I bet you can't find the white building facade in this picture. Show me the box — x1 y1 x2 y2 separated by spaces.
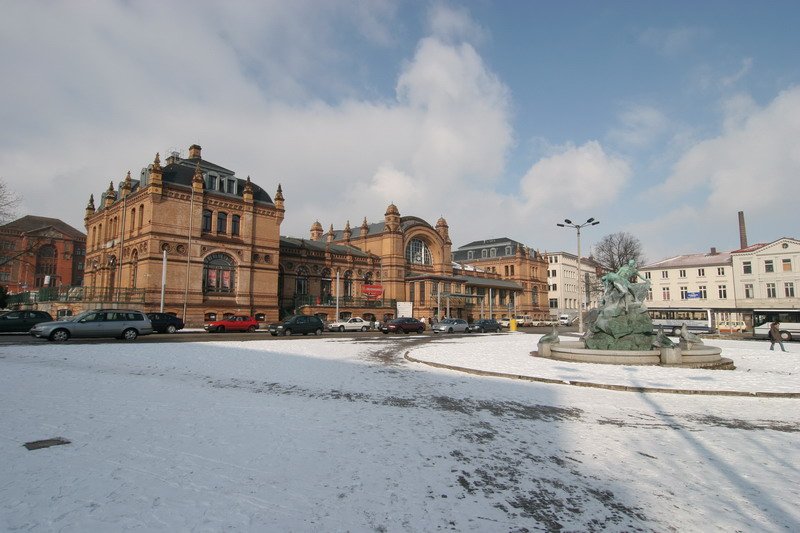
546 252 601 319
731 238 800 310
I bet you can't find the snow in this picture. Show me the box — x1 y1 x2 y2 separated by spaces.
1 334 798 531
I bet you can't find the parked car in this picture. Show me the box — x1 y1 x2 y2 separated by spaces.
380 317 425 334
268 315 325 336
146 312 185 334
498 318 511 328
431 318 470 334
0 310 53 333
514 315 534 327
467 319 501 333
204 315 259 333
327 317 371 332
29 309 153 342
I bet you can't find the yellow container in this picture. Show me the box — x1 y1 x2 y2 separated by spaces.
509 319 518 332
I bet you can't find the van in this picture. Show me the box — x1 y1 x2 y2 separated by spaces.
559 314 572 326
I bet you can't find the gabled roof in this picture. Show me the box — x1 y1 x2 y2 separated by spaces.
731 237 799 254
0 215 86 240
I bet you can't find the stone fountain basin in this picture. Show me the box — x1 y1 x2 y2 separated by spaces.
538 340 732 369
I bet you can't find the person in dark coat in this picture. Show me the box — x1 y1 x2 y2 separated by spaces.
769 321 787 352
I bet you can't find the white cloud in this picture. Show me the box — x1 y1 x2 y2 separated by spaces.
427 3 487 45
642 86 800 250
608 105 670 149
518 141 632 214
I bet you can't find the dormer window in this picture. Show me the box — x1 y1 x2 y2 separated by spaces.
206 173 218 191
490 248 497 258
221 177 237 195
505 246 512 255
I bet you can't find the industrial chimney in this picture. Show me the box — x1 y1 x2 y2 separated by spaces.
738 211 748 249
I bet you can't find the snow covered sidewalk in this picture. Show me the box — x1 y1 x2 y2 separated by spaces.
406 333 800 396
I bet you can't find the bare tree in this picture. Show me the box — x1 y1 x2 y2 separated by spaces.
0 178 20 224
592 232 645 273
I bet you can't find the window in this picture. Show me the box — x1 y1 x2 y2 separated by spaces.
203 253 235 293
783 259 792 272
744 283 754 298
202 210 212 232
295 266 309 295
138 204 144 230
223 178 236 194
35 245 57 287
467 251 474 260
661 287 670 300
510 265 515 276
786 282 795 298
549 298 558 308
679 269 686 278
718 285 727 299
217 212 227 234
481 249 488 258
765 260 774 273
343 270 353 297
405 239 432 265
207 174 218 191
680 286 688 300
766 283 776 298
490 248 497 258
717 267 725 276
699 285 707 299
646 287 653 301
697 268 705 277
644 271 651 279
661 271 668 279
743 261 752 274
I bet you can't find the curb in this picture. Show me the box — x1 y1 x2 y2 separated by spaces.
403 353 800 399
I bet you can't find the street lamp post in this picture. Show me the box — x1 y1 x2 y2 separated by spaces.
557 217 600 334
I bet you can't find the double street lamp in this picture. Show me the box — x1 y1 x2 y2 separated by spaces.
556 217 600 334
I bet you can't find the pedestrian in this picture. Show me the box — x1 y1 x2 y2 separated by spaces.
768 321 787 352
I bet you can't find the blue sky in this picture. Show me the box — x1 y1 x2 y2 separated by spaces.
1 1 798 261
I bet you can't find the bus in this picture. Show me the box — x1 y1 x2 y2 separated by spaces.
752 310 800 341
647 308 712 336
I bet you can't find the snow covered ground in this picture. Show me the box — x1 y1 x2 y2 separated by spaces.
1 334 798 531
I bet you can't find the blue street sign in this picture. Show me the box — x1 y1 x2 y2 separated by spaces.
686 292 701 298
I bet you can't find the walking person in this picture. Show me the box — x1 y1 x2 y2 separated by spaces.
769 321 788 352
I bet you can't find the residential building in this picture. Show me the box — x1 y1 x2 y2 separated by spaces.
545 251 601 319
731 237 800 310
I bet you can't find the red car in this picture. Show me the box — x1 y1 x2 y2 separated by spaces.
204 315 259 333
380 317 425 334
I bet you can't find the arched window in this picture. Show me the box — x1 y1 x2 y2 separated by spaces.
363 271 373 284
217 212 227 234
343 270 353 297
138 204 144 230
35 245 57 287
130 208 136 235
295 266 309 295
490 248 497 258
320 268 332 301
202 210 212 232
231 214 241 236
405 239 432 265
203 252 235 293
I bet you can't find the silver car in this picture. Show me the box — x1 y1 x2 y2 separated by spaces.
431 318 470 334
30 309 153 342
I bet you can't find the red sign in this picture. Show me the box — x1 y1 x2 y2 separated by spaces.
362 284 384 299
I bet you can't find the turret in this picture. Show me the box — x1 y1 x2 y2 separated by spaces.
84 194 96 220
435 216 450 244
243 176 254 203
384 203 400 232
310 220 323 241
360 217 369 238
326 224 335 244
192 162 204 192
274 183 284 210
120 171 132 198
343 220 352 242
104 181 117 208
149 153 163 193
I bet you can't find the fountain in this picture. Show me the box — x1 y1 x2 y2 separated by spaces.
537 260 734 369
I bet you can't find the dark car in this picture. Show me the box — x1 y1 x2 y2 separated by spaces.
0 310 53 333
146 313 185 334
205 315 260 333
380 317 425 334
268 315 325 336
467 319 501 333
